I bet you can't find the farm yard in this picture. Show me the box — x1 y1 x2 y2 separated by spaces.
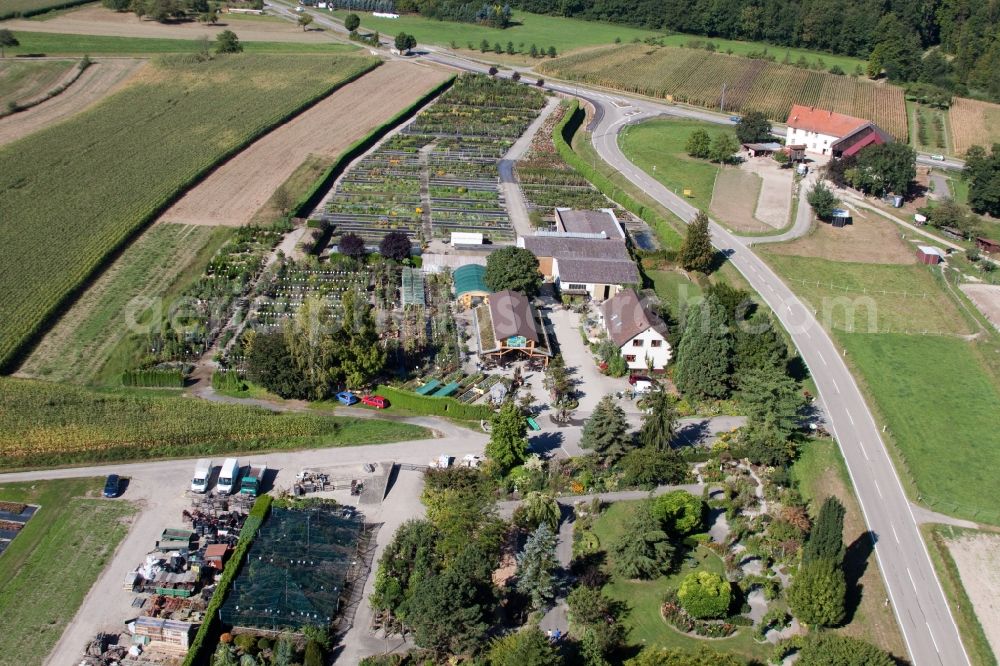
317 74 547 245
160 61 450 228
0 58 145 147
948 96 1000 156
540 44 908 140
0 478 137 666
0 376 430 469
0 53 378 371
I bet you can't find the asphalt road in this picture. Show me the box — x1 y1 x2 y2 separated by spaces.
580 89 969 666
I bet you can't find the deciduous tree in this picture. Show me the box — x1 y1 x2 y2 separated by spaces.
710 132 740 163
518 491 561 531
338 232 366 259
735 111 772 143
484 245 541 295
685 129 712 159
807 180 839 220
651 491 704 536
617 446 687 488
215 29 242 54
378 230 411 261
297 13 313 30
486 627 564 666
344 12 360 31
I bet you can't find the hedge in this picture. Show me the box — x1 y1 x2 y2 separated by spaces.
211 370 247 392
553 100 684 251
376 385 494 421
183 494 273 666
121 368 185 388
292 75 456 219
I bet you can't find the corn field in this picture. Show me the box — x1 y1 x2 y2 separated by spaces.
0 377 336 467
540 45 908 140
0 54 377 370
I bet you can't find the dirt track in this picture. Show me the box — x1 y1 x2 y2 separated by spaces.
960 283 1000 333
160 60 450 227
945 531 1000 658
0 58 145 147
2 5 339 43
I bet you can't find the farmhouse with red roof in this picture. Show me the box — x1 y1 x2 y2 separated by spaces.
785 104 892 157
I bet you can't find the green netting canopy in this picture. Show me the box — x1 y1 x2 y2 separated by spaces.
453 264 488 300
220 506 363 631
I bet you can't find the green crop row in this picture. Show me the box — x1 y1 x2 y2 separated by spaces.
183 494 273 666
0 54 379 371
121 368 186 388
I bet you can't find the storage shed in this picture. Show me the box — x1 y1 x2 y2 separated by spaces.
454 264 490 308
831 209 852 228
917 246 946 265
132 617 195 650
451 232 484 246
204 544 230 571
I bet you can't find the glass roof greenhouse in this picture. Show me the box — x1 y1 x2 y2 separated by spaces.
220 505 364 631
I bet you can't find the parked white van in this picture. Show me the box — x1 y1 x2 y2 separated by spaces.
191 459 212 493
217 458 240 495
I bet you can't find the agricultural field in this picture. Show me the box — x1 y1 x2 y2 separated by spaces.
1 29 358 54
329 8 661 57
909 102 950 155
516 102 607 225
160 61 450 227
541 44 908 139
0 58 76 107
0 478 137 666
18 224 221 384
0 53 378 370
0 58 145 147
0 376 430 469
0 0 89 19
949 96 1000 156
763 207 916 265
318 74 547 244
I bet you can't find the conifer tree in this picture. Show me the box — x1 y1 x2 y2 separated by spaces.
580 395 631 464
516 522 559 609
677 212 715 273
674 296 732 400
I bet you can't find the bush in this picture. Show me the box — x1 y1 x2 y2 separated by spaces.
677 571 731 619
212 370 247 392
233 634 256 653
122 368 185 387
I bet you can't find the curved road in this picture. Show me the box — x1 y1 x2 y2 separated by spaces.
583 92 968 666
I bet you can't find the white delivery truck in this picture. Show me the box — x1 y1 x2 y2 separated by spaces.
191 459 212 493
217 458 241 495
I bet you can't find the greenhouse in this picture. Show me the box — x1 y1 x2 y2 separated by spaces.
220 505 365 632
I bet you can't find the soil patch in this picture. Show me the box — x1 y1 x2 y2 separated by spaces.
944 531 1000 658
1 4 337 43
960 284 1000 333
0 58 145 147
765 207 916 265
160 61 450 227
710 168 769 233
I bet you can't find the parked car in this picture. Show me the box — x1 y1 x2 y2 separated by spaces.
729 115 741 122
103 474 120 498
336 391 359 406
361 395 388 409
931 154 945 161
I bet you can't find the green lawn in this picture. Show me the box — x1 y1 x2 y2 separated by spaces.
839 332 1000 524
330 9 661 57
0 377 430 469
4 30 358 55
0 478 137 666
618 118 723 212
762 254 973 335
648 269 702 313
590 501 771 662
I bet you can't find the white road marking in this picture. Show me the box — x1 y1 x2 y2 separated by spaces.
859 442 870 461
847 411 855 425
830 377 840 393
892 524 900 543
907 567 917 588
927 623 941 653
818 350 828 366
874 478 883 498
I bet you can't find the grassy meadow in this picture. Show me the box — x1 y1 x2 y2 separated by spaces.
0 53 377 370
0 478 137 666
618 118 724 211
0 58 76 104
0 377 430 469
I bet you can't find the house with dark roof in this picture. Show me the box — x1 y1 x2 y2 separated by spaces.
475 289 551 365
518 209 640 301
600 289 672 371
785 105 891 157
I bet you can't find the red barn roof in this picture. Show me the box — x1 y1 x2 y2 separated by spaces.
786 105 870 138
